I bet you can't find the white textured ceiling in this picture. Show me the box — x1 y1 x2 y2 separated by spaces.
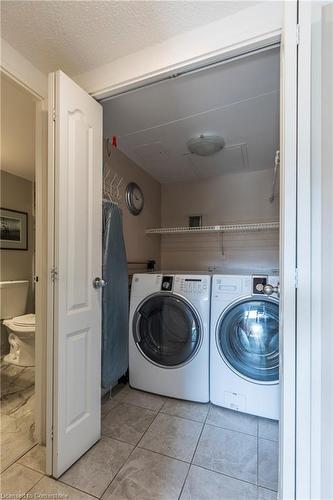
1 74 36 181
103 47 280 184
1 1 259 75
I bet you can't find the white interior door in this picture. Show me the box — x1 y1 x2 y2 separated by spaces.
49 70 102 477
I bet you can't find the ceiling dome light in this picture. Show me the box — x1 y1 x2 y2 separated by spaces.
187 134 225 157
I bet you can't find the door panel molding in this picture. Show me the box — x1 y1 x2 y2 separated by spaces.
49 70 102 477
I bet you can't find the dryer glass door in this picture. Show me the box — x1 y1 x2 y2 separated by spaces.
217 297 279 383
133 293 201 368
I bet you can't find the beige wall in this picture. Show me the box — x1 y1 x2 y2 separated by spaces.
0 170 34 312
103 147 279 274
1 73 36 181
161 168 279 273
104 145 161 272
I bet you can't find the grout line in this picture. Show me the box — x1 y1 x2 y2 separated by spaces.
105 395 209 424
0 442 38 474
257 417 260 487
203 420 259 439
159 409 209 424
136 445 192 465
177 402 210 499
16 459 45 476
102 398 164 415
99 405 162 499
183 463 278 493
258 434 280 444
24 474 45 497
56 477 100 498
134 405 165 449
129 445 191 466
100 433 139 447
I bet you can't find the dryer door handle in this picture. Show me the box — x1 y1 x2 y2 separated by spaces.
133 313 142 343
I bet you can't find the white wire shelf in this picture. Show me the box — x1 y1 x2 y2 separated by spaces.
145 222 279 235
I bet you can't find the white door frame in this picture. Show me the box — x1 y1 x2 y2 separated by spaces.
0 69 48 447
295 3 312 499
320 4 333 498
34 97 49 444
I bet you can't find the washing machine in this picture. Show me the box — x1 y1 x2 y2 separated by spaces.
129 273 211 402
210 274 280 420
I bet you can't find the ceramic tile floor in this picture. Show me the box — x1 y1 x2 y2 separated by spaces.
0 361 36 471
0 384 279 499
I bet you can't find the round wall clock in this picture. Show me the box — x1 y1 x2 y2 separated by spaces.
125 182 144 215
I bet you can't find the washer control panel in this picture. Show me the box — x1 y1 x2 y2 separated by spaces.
252 275 268 295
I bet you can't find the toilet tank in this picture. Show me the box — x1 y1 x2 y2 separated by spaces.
0 281 29 320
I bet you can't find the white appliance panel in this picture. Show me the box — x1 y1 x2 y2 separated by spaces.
129 274 210 402
210 274 280 419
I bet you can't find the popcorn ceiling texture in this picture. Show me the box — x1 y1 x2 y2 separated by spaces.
1 1 259 75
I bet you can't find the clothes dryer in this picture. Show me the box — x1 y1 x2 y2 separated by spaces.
129 273 210 402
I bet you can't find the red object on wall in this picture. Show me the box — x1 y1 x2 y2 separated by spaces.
112 135 117 148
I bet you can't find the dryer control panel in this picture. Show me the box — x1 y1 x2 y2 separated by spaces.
161 276 173 291
175 276 209 295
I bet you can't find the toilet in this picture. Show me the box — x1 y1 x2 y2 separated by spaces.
3 314 35 367
0 280 35 367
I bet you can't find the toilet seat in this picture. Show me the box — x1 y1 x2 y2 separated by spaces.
4 314 35 333
13 313 35 328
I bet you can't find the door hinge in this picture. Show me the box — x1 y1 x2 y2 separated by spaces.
51 427 54 440
296 24 300 45
50 267 58 281
295 268 299 289
52 109 56 122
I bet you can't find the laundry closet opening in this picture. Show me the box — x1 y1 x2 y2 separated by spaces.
98 44 280 497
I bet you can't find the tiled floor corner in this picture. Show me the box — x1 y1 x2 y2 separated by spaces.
138 412 203 462
180 465 259 500
29 476 96 499
1 383 279 499
60 436 133 497
0 462 43 499
102 448 189 500
160 398 209 423
102 401 157 445
193 423 258 484
18 444 46 474
111 384 165 411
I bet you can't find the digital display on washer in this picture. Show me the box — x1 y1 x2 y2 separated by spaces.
184 279 202 282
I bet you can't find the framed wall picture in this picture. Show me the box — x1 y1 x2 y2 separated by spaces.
0 208 28 250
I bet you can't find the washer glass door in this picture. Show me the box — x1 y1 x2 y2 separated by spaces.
133 293 201 367
217 297 279 383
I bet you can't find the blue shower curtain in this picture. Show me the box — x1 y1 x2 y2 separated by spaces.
102 200 129 388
